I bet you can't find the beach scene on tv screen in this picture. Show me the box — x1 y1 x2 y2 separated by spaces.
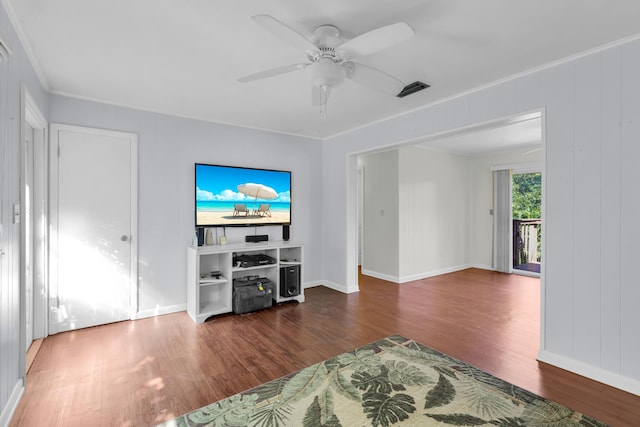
196 164 291 226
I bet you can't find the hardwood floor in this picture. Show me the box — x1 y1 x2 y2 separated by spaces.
10 268 640 426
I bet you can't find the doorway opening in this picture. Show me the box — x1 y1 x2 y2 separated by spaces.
512 172 541 274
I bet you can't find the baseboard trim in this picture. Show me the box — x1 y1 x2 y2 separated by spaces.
134 303 186 320
362 265 473 284
537 350 640 397
399 264 472 283
361 269 398 283
1 379 24 427
471 264 494 271
319 280 359 294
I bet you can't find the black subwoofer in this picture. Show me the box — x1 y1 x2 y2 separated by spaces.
280 265 300 297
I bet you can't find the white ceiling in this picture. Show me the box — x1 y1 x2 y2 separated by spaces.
6 0 640 139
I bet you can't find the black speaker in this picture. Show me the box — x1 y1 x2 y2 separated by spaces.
246 234 268 243
282 225 290 241
280 265 300 297
197 227 205 246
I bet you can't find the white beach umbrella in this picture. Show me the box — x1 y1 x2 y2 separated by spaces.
237 183 278 209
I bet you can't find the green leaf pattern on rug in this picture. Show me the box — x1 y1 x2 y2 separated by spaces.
328 368 360 402
385 360 432 387
278 362 328 407
453 369 520 419
302 390 343 427
164 336 610 427
181 393 258 427
335 348 382 375
248 399 293 427
424 373 455 409
424 413 488 425
520 399 590 427
363 392 416 427
352 365 405 394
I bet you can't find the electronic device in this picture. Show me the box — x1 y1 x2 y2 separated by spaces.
246 234 268 243
282 224 290 241
195 163 291 228
197 227 205 246
233 254 276 268
280 265 300 297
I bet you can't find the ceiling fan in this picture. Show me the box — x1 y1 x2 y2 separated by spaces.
238 15 415 115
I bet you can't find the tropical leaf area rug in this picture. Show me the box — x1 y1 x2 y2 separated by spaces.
159 335 608 427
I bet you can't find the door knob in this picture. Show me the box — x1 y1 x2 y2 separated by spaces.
121 235 129 242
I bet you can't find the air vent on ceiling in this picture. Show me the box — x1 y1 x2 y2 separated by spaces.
397 81 430 98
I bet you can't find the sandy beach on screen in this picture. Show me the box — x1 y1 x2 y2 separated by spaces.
197 210 290 226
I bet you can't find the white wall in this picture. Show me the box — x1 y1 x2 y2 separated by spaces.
398 146 470 281
362 150 399 279
469 147 543 270
362 145 471 283
0 2 49 424
323 38 640 395
363 144 543 281
48 95 323 317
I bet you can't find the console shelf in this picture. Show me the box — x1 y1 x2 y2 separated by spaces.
199 278 228 286
232 264 277 273
187 241 304 323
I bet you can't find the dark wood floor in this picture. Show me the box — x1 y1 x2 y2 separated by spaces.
10 268 640 426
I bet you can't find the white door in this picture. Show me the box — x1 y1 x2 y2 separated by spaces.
50 124 138 333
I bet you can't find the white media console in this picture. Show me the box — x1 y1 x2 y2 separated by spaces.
187 241 304 323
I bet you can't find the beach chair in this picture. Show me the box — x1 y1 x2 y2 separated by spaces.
233 203 249 216
255 204 272 217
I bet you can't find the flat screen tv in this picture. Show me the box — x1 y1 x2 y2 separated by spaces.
195 163 291 227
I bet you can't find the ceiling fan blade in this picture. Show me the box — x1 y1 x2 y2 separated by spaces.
346 62 405 96
338 22 414 58
238 63 308 83
252 14 319 53
311 85 332 106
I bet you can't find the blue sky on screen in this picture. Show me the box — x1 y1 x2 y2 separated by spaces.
196 164 291 202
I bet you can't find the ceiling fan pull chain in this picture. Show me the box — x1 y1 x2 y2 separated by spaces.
320 86 329 118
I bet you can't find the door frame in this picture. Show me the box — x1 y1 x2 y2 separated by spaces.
510 166 542 277
49 123 139 334
20 87 48 375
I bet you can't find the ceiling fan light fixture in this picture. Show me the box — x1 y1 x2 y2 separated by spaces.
242 15 416 116
306 58 347 89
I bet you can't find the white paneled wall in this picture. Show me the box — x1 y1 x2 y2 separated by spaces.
573 54 602 367
0 2 49 424
324 38 640 394
599 47 622 375
620 41 640 380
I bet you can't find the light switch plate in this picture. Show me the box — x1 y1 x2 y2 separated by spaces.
13 203 20 224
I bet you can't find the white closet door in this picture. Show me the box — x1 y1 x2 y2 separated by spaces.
51 124 138 333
